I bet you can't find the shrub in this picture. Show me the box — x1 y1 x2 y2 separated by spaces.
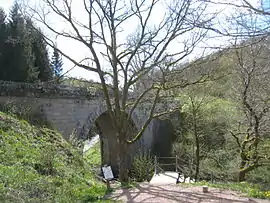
129 151 155 182
246 166 270 191
34 145 57 176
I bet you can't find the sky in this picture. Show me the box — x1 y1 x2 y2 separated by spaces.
0 0 11 11
0 0 265 82
262 0 270 9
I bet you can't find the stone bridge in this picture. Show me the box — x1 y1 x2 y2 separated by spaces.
0 80 180 175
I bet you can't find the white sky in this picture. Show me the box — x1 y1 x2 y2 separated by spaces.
0 0 265 81
0 0 11 11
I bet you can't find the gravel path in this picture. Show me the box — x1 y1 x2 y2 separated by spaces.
106 183 270 203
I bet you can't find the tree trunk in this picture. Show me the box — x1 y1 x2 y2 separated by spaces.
118 139 129 182
194 134 200 182
238 158 247 182
238 170 246 182
238 163 258 182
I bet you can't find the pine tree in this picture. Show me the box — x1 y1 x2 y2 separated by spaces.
6 2 30 82
0 2 53 83
33 32 53 81
26 19 53 81
24 32 39 82
0 8 8 80
51 46 63 80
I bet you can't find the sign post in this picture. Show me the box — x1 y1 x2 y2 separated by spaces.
102 165 114 190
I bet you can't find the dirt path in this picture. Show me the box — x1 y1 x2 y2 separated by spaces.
106 183 270 203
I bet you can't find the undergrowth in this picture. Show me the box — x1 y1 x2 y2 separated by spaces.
0 111 108 202
182 181 270 199
84 142 101 169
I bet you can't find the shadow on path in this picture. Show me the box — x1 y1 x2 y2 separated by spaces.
106 183 270 203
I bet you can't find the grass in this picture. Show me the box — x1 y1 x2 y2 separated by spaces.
84 142 101 168
0 111 110 202
182 181 270 199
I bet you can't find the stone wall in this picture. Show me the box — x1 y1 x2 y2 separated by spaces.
0 96 106 139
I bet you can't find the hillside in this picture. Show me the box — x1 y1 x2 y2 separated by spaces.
161 36 270 194
0 111 107 202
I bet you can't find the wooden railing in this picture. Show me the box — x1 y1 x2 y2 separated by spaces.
154 155 196 179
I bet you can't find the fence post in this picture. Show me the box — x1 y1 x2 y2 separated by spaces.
154 155 158 174
175 155 178 172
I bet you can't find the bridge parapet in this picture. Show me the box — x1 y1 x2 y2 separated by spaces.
0 80 102 99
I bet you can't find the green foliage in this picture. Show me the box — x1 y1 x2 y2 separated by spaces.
174 93 239 181
129 151 155 182
183 181 270 199
246 165 270 191
30 24 53 81
198 149 239 182
51 45 63 80
171 39 270 186
84 142 101 168
0 111 107 202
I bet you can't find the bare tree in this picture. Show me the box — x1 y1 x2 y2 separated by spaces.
192 0 270 40
222 0 270 16
230 19 270 181
23 0 214 181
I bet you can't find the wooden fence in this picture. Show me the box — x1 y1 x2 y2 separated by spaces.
154 155 196 178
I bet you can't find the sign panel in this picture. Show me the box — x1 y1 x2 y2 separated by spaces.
102 165 114 180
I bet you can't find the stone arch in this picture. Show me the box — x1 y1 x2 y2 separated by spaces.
78 102 147 143
77 101 107 140
81 107 143 176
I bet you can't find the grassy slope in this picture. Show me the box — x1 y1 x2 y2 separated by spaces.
0 111 108 202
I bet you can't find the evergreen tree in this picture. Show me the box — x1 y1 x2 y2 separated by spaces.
51 46 63 79
4 2 39 82
0 2 52 83
0 8 5 23
24 33 39 82
33 32 53 81
26 19 53 81
0 8 8 80
6 2 29 82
